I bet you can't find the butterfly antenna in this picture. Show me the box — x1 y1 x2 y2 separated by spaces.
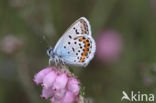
42 35 52 48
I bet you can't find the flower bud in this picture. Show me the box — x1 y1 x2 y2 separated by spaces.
54 89 66 99
50 97 62 103
34 67 52 85
53 73 68 90
41 87 54 100
60 91 75 103
67 77 80 95
43 70 57 89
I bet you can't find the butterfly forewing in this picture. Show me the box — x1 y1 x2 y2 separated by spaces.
54 17 91 51
53 17 95 67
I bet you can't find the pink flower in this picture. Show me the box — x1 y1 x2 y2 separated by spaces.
34 67 52 85
53 73 68 90
41 87 54 100
54 89 66 99
67 77 80 95
50 97 62 103
34 66 81 103
50 90 74 103
59 91 75 103
96 30 123 63
43 70 57 89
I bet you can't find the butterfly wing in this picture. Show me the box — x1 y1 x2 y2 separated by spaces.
53 17 96 67
54 17 91 51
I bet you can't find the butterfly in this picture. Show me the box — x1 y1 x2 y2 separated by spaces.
47 17 96 67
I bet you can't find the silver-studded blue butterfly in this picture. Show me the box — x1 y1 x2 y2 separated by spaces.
47 17 96 67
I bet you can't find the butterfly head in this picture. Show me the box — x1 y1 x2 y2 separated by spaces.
47 48 63 65
47 48 54 57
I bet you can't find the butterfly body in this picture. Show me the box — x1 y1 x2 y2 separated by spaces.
47 17 96 67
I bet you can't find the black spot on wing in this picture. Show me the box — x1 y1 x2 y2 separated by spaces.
72 48 75 51
68 42 71 44
75 29 79 34
69 35 72 39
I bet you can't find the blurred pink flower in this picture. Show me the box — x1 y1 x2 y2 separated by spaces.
96 30 123 63
150 0 156 12
143 76 153 87
34 66 80 103
0 35 23 55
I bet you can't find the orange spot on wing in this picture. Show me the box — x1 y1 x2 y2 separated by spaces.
84 41 88 44
79 38 83 41
84 43 88 48
82 52 86 56
83 48 88 51
79 37 86 41
82 50 89 57
80 57 85 62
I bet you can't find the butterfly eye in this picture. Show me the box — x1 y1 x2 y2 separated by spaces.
48 51 51 55
49 49 51 53
47 48 53 56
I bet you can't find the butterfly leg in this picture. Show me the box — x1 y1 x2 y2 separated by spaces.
49 58 53 66
56 58 65 67
54 59 58 66
60 58 65 65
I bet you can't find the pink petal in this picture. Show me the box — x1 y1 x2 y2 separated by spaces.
40 87 54 100
53 73 68 90
60 91 75 103
34 67 52 85
54 89 66 99
43 70 57 89
50 97 62 103
67 77 80 95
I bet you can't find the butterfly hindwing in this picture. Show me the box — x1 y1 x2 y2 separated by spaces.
57 36 95 66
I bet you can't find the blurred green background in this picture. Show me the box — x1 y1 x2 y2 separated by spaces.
0 0 156 103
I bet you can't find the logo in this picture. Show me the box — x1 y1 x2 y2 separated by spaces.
121 91 155 102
